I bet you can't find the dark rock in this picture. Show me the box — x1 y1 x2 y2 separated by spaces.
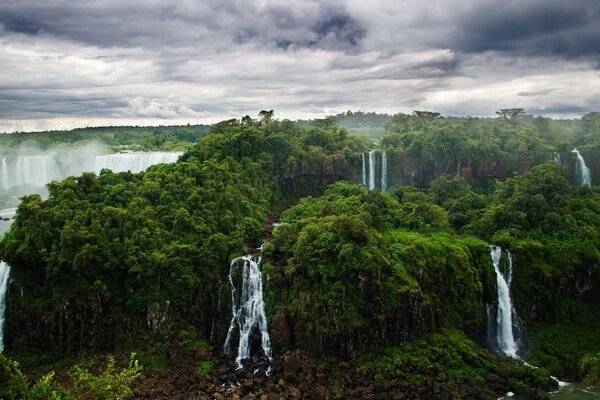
284 353 306 374
313 385 330 400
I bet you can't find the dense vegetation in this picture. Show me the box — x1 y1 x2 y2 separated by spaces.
0 124 211 153
1 111 600 397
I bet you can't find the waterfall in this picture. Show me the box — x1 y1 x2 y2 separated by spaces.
572 148 591 187
93 152 182 174
14 155 62 188
0 261 10 350
0 151 182 190
361 153 367 187
368 150 376 191
490 245 519 358
224 254 272 368
1 158 7 190
553 152 561 164
381 152 387 192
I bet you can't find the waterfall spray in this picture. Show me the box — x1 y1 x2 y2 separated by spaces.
368 150 376 191
490 245 519 358
572 148 591 187
381 152 387 192
361 153 367 187
224 254 272 368
0 261 10 350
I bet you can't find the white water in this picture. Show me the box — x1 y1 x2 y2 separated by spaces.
14 155 62 188
0 261 10 349
490 245 519 358
1 158 7 190
381 152 387 192
554 152 561 164
368 150 376 191
571 148 591 187
224 254 272 368
92 152 182 174
0 151 182 190
361 153 367 187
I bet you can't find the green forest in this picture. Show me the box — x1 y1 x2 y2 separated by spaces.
1 111 600 399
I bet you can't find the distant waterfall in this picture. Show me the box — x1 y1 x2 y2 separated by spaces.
368 150 376 191
572 148 591 187
362 151 387 191
0 261 10 350
553 152 561 164
14 155 62 188
0 151 182 190
381 152 387 192
489 245 519 358
224 253 272 368
1 158 7 190
361 153 367 187
92 152 182 174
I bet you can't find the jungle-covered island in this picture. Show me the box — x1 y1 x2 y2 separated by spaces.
1 110 600 399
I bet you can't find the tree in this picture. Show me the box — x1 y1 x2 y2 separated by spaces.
413 110 441 123
496 108 524 119
241 115 255 125
258 110 274 123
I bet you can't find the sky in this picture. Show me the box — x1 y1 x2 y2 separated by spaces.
1 0 599 132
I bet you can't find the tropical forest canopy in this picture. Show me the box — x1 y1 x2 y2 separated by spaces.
1 110 600 399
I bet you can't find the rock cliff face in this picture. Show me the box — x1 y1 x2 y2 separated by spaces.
281 149 600 191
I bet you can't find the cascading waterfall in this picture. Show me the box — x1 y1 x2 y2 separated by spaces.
490 245 519 358
224 253 272 368
368 150 376 191
361 153 367 187
381 151 387 192
572 148 591 187
0 261 10 350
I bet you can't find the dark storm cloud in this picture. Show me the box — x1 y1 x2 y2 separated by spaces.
0 90 127 118
451 0 600 60
0 0 599 132
0 1 365 51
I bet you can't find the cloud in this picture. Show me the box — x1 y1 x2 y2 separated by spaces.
0 0 599 132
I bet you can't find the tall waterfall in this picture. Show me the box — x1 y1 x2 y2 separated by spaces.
224 254 272 368
361 153 367 187
0 261 10 350
368 150 376 191
572 148 591 187
381 152 387 192
362 150 387 191
1 158 7 190
490 245 519 358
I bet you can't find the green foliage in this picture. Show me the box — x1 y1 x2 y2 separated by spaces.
358 330 552 398
196 360 213 378
0 351 141 400
0 125 211 153
266 182 489 356
68 353 142 400
580 352 600 386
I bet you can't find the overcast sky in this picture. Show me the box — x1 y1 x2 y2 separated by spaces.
1 0 599 132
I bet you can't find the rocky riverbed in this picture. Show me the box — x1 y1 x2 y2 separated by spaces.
131 348 557 400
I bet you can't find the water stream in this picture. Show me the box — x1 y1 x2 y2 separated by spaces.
224 253 272 368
